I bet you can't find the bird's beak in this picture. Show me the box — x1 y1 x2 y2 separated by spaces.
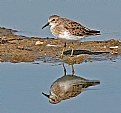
42 22 49 29
42 92 49 98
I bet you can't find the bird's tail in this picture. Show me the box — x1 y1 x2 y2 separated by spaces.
86 30 101 36
82 80 100 88
88 80 100 86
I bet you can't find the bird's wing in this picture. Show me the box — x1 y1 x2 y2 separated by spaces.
62 84 83 100
61 18 100 36
61 18 90 36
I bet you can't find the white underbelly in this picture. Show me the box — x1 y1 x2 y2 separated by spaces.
54 31 85 42
58 34 84 42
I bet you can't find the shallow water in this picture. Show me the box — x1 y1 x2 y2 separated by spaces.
0 0 121 41
1 60 121 113
0 0 121 113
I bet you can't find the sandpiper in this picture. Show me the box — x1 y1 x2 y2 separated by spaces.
42 64 100 104
42 15 100 57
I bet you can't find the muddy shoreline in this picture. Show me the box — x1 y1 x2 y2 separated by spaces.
0 27 121 63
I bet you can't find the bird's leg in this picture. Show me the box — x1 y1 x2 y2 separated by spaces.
71 64 74 76
60 42 66 58
64 42 67 48
62 63 66 76
71 42 74 57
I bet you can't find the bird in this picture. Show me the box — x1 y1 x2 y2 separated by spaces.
42 15 100 57
42 75 100 104
42 64 100 104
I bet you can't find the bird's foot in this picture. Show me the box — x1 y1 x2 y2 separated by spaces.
59 54 64 58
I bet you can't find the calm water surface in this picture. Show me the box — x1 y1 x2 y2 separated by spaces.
1 60 121 113
0 0 121 41
0 0 121 113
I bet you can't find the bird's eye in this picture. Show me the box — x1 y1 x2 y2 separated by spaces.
52 19 55 21
51 98 55 102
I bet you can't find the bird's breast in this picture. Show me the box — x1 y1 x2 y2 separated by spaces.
50 26 84 42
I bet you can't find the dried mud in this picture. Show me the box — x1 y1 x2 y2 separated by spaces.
0 27 121 64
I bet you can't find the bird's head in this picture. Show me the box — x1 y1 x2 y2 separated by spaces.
42 15 60 29
42 92 61 104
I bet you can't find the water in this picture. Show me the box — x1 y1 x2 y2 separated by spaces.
0 0 121 41
1 60 121 113
0 0 121 113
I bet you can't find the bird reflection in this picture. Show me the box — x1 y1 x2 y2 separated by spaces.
42 64 100 104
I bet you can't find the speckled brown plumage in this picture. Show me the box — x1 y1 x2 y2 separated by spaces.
43 15 100 40
43 75 100 104
42 15 100 56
